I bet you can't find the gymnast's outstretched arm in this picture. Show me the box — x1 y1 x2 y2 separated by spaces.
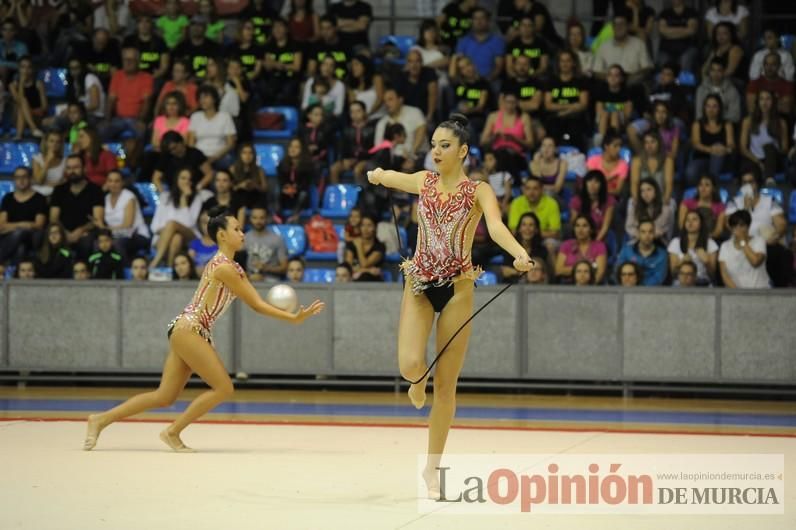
367 168 424 195
475 183 533 272
214 263 324 323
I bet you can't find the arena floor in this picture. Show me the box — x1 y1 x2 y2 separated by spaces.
1 387 794 529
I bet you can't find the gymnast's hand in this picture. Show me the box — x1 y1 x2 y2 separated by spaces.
294 300 326 324
513 254 534 272
367 168 384 185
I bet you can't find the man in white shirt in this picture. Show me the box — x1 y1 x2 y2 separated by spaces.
749 28 795 81
374 88 427 160
719 210 770 288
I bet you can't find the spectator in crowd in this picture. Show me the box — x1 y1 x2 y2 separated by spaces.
544 50 590 151
15 258 35 279
286 0 320 45
9 55 46 139
705 0 749 42
149 167 208 267
244 205 288 281
525 258 548 285
668 210 718 286
501 212 549 283
555 214 607 284
453 7 504 83
72 259 90 280
448 55 491 139
695 58 741 124
286 256 305 282
686 94 736 186
394 50 437 122
413 18 450 75
586 130 629 197
172 251 199 280
739 89 789 186
505 14 549 80
481 149 512 215
81 28 121 90
507 177 561 260
156 59 198 114
656 0 699 72
49 154 105 260
335 262 352 282
198 0 224 43
572 259 596 286
0 167 47 264
625 177 674 244
61 58 105 126
503 54 544 118
746 52 794 116
749 27 794 81
630 130 674 204
63 103 88 151
674 260 698 287
104 169 150 262
616 261 642 287
34 223 73 279
302 55 346 117
529 137 567 196
130 256 149 280
594 64 633 146
261 17 302 106
101 47 153 143
229 19 263 84
645 62 690 123
31 131 66 196
242 0 278 46
480 91 534 176
188 209 218 274
204 56 242 119
616 219 668 286
437 0 477 50
344 213 385 281
628 100 681 160
151 91 190 151
277 137 315 222
679 174 726 241
173 15 221 79
188 84 237 169
307 15 348 80
330 101 375 184
89 228 124 279
327 0 373 55
201 170 245 226
594 12 653 86
701 22 745 82
498 0 562 48
570 170 616 243
74 127 117 189
300 103 335 164
230 143 268 210
719 210 770 288
122 15 170 84
567 21 594 77
152 131 213 192
0 18 28 85
725 167 791 287
156 0 190 50
374 88 427 162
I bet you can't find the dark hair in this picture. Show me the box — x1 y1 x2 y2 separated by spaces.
437 113 470 159
161 130 185 148
701 94 725 124
384 122 406 141
709 57 726 71
680 209 709 253
13 166 31 178
349 100 367 113
288 256 306 267
711 21 739 48
751 89 783 141
290 0 314 15
418 18 440 47
207 205 234 243
160 90 187 116
660 61 680 77
197 84 220 110
172 252 199 280
320 14 336 26
617 261 643 285
514 212 543 254
579 170 608 218
602 129 623 149
65 57 89 103
38 222 68 265
232 142 264 182
347 54 374 90
678 260 698 276
566 21 588 52
728 209 751 228
79 127 103 165
471 6 489 19
312 76 330 92
697 174 722 204
96 228 113 239
635 177 663 224
739 165 763 189
170 167 197 207
65 153 84 166
572 259 596 285
572 214 596 239
14 258 35 278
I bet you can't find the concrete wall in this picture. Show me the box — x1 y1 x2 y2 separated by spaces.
2 281 794 385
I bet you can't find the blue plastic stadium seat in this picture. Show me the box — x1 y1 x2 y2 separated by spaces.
604 230 618 267
385 225 408 263
760 187 784 206
782 34 795 51
683 187 728 203
489 254 505 265
134 182 160 217
38 68 68 99
475 271 498 286
774 172 786 183
0 180 14 202
303 268 336 283
718 172 734 183
0 142 36 174
677 71 696 87
558 186 574 223
788 192 796 224
320 184 361 219
305 224 344 261
720 188 729 204
282 185 318 218
253 106 299 139
468 146 482 165
123 267 133 280
382 270 393 282
254 143 284 176
104 142 126 166
377 35 416 64
270 224 306 257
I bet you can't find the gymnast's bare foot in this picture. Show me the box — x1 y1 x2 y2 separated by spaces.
83 414 107 451
408 380 427 409
422 467 441 500
159 428 194 453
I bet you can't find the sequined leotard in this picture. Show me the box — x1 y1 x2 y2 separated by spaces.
401 171 483 295
167 253 245 345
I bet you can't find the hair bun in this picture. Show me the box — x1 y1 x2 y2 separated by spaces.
448 113 469 130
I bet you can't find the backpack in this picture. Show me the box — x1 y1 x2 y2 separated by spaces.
305 215 338 253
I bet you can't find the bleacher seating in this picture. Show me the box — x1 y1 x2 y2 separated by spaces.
254 143 284 176
270 224 306 257
134 182 160 217
475 271 498 286
253 106 299 139
320 184 361 219
303 268 336 283
305 224 344 261
38 68 68 99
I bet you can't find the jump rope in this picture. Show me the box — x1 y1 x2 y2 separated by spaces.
384 184 520 386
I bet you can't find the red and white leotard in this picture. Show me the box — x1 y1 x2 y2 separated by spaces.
168 253 245 344
401 171 483 293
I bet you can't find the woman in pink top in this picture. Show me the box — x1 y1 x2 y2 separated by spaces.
586 130 629 196
151 91 190 151
568 169 616 241
678 174 726 240
156 59 198 115
83 207 325 452
555 214 607 283
479 91 534 175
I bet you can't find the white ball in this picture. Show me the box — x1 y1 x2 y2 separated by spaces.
266 284 299 313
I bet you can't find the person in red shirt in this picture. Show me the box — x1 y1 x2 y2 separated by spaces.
746 52 794 116
74 127 118 189
100 47 154 142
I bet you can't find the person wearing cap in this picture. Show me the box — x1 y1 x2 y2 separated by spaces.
173 15 222 79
